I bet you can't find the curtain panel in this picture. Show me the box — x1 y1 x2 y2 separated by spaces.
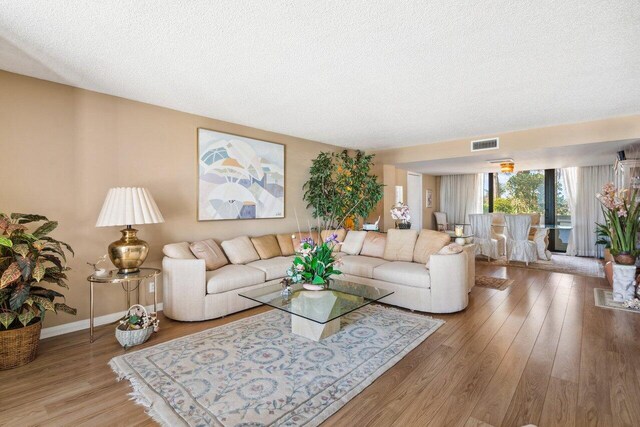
563 164 614 258
439 174 483 225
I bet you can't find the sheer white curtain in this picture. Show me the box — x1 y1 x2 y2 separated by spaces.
439 174 483 224
563 164 614 257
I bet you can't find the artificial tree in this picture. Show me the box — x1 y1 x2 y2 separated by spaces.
303 150 383 230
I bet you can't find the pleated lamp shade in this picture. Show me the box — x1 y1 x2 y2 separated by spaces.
96 187 165 227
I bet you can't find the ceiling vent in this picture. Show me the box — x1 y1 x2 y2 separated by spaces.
471 137 499 152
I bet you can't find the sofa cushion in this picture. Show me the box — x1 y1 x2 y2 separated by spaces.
163 242 196 259
383 229 419 262
276 233 296 256
373 261 431 289
206 264 266 294
291 231 320 251
189 239 229 270
360 232 386 258
251 235 282 259
413 229 451 264
341 231 367 255
320 229 347 252
338 255 388 278
221 236 260 264
246 256 295 281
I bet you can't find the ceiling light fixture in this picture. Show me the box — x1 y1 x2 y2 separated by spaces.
500 162 515 173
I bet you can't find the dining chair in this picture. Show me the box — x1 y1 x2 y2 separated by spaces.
490 212 507 256
469 213 499 261
434 212 448 231
505 214 537 265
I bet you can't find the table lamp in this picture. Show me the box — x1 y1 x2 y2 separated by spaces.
96 187 164 274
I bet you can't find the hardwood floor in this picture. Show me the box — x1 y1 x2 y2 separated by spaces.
1 264 638 426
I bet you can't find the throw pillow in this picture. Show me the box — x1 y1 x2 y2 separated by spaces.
291 231 320 252
426 243 464 268
413 229 452 264
320 229 348 252
360 231 387 258
276 233 296 256
251 234 283 259
221 236 260 264
189 239 229 270
383 229 419 261
341 230 367 255
163 242 196 259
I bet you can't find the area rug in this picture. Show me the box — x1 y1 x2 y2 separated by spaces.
109 305 443 426
594 288 640 314
476 254 604 278
475 275 513 290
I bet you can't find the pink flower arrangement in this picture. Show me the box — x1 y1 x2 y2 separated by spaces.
596 182 640 258
390 202 411 221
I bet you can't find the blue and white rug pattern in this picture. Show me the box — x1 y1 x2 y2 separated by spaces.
110 305 443 427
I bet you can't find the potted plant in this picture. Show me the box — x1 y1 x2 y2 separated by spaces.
303 150 384 231
390 202 411 229
0 213 76 370
286 234 342 290
596 183 640 265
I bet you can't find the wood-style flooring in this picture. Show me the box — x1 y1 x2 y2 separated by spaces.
1 264 638 426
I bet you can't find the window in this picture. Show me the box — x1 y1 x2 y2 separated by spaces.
482 169 569 252
490 169 545 218
554 169 571 251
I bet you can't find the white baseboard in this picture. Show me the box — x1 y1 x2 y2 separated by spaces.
40 303 163 339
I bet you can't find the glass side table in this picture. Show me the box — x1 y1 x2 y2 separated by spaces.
87 267 161 342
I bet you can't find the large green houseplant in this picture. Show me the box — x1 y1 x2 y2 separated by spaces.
303 150 383 230
0 213 76 369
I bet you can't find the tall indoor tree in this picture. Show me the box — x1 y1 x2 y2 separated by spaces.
303 150 383 230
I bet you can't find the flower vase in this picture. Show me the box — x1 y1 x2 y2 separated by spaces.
397 221 411 229
614 252 636 266
303 283 326 291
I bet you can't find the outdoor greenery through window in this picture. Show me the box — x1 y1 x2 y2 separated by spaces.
482 168 571 252
483 170 546 218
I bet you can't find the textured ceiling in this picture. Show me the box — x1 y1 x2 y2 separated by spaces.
0 1 639 150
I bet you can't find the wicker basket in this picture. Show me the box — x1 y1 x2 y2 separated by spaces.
115 304 156 350
0 321 42 370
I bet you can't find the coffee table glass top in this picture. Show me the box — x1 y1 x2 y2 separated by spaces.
239 279 393 325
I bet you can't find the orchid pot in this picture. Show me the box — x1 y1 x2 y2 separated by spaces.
614 252 637 266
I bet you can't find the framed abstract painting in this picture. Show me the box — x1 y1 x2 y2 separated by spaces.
197 128 285 220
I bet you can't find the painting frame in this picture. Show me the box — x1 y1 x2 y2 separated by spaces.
426 189 433 208
196 127 286 221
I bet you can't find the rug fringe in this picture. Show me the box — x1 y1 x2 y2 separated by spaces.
109 358 182 426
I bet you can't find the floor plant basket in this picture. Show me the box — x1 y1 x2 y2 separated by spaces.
0 321 42 370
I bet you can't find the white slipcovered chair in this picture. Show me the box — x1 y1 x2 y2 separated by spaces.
505 214 537 265
490 212 507 257
434 212 448 231
469 213 499 261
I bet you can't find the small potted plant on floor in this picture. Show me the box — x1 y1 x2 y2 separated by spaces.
0 213 76 370
286 234 342 290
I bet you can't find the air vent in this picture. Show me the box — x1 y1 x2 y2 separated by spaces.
471 137 499 152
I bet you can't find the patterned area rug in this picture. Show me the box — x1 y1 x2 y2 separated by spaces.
594 288 640 314
110 305 443 427
476 254 604 278
475 275 513 290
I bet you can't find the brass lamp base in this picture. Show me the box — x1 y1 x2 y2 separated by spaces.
108 227 149 274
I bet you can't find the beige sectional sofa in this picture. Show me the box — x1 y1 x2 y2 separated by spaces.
162 229 475 321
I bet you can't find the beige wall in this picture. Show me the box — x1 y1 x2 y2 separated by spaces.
422 174 439 230
0 70 340 328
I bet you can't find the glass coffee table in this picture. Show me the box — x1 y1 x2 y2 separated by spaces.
239 279 393 341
